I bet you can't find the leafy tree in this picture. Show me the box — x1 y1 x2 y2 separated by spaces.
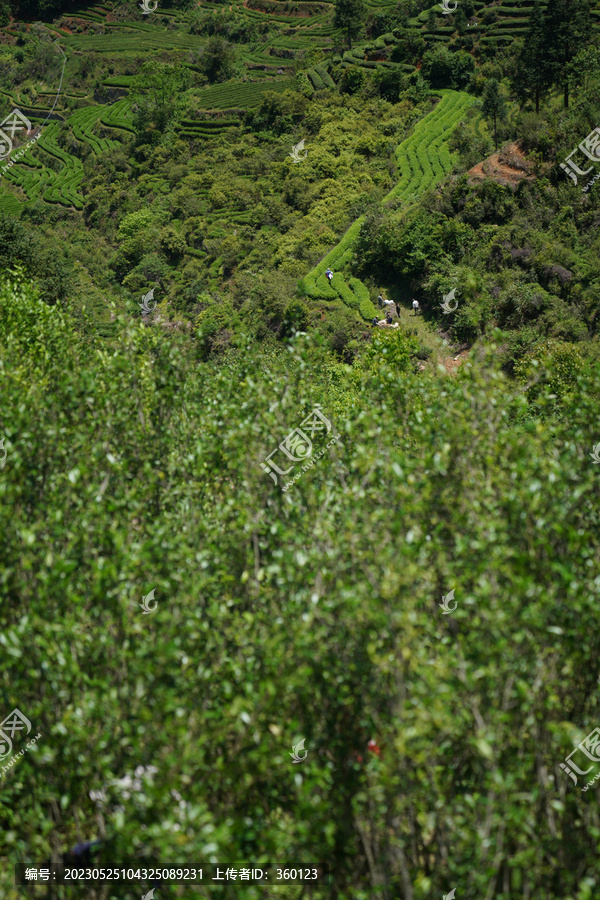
159 226 187 261
451 49 475 89
543 0 592 108
366 8 405 38
421 45 455 88
514 338 584 414
375 67 404 103
197 35 236 83
356 325 419 382
196 295 240 356
512 1 551 113
454 5 467 35
340 65 366 94
333 0 366 50
8 0 73 18
0 214 72 304
481 77 507 150
244 89 307 135
356 209 444 280
405 70 429 103
283 298 309 336
403 31 426 64
130 62 191 136
449 119 494 169
421 47 473 90
566 45 600 113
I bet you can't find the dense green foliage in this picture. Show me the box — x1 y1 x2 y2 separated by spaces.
333 0 366 50
481 77 507 149
3 0 600 897
2 268 600 900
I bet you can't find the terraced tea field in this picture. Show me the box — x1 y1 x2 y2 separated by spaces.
50 0 415 85
196 79 297 111
300 90 475 321
62 30 203 53
415 0 600 50
2 0 598 239
1 121 85 210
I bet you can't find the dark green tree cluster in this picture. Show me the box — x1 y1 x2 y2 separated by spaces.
421 46 475 91
189 8 272 42
481 78 507 150
333 0 366 50
130 62 192 138
193 35 236 83
355 161 600 356
513 0 592 110
0 213 72 304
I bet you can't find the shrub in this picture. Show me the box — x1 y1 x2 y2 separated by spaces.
514 339 585 413
315 65 336 88
283 297 310 334
375 67 404 103
357 324 419 380
245 89 307 134
340 66 366 95
307 69 325 90
196 295 239 356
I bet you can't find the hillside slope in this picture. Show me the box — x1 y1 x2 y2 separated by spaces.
299 89 475 319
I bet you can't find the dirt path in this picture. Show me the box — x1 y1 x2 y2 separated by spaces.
394 302 469 375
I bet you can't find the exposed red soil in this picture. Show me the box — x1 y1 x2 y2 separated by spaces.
442 349 470 374
468 142 535 189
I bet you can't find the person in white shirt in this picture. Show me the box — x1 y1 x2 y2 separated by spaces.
412 299 420 315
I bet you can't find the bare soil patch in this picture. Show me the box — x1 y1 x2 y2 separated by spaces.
468 142 534 189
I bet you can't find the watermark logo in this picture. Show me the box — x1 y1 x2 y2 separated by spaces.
139 588 158 615
590 442 600 464
140 288 157 316
441 288 458 314
261 405 340 491
439 589 457 615
0 109 32 161
142 891 157 900
0 438 6 462
289 139 308 164
439 0 457 13
0 709 31 759
561 127 600 191
139 0 159 13
443 891 456 900
560 726 600 790
584 171 600 193
289 738 307 763
0 708 42 778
